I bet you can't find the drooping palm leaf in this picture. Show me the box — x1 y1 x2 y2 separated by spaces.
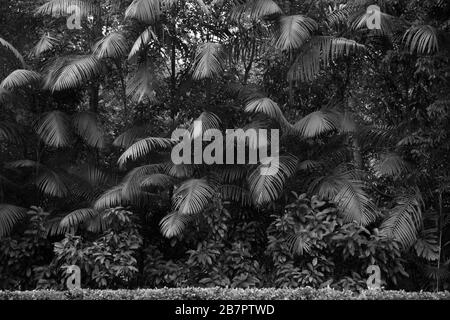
118 137 177 167
192 43 224 80
35 0 100 17
0 121 22 144
164 162 194 178
248 155 298 206
293 110 337 138
273 15 318 51
403 25 439 55
219 184 251 206
125 0 165 23
172 178 217 215
31 34 59 57
59 208 98 229
373 153 409 178
45 55 102 91
128 27 157 60
0 205 27 238
93 32 129 59
380 193 423 248
113 125 149 148
414 228 440 261
0 37 25 67
189 111 221 139
0 69 41 90
121 164 163 201
141 173 176 188
230 0 282 22
35 111 71 147
94 185 126 211
160 211 193 238
288 36 364 82
72 112 105 149
36 169 70 197
244 97 291 128
127 62 158 103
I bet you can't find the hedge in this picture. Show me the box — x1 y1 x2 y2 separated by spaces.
0 287 449 300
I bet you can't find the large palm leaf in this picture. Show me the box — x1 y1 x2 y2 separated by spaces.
93 32 129 59
244 97 291 128
192 43 224 80
45 55 102 91
118 137 177 167
380 193 424 248
72 112 105 149
128 27 157 60
59 208 98 229
230 0 282 22
36 0 101 17
403 25 439 55
288 36 364 82
0 70 41 90
127 62 158 103
125 0 168 23
94 185 126 211
160 211 193 238
293 110 337 138
31 34 59 57
248 155 298 206
373 153 409 178
35 111 71 147
0 37 25 67
273 15 318 51
189 111 221 139
0 204 27 238
0 121 22 144
172 178 217 215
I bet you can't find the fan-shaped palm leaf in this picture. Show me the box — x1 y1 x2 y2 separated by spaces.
72 112 105 149
217 165 248 183
192 43 224 80
293 110 337 138
219 184 251 206
189 111 221 139
380 193 423 248
164 162 194 178
373 153 409 178
35 111 71 147
172 178 216 215
141 173 176 188
118 137 177 167
93 32 129 59
160 211 193 238
244 97 291 128
0 69 41 90
31 34 59 57
60 208 98 229
125 0 166 23
128 27 157 60
273 15 318 51
36 169 70 197
248 155 298 206
94 185 126 211
45 55 102 91
121 164 163 201
288 36 364 82
403 25 439 55
230 0 282 22
0 204 27 238
0 37 25 67
113 125 149 148
36 0 100 17
0 121 22 144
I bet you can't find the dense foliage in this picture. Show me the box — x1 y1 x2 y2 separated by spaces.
0 0 449 292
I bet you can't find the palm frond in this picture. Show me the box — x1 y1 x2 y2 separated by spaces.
351 10 395 35
35 111 71 147
219 184 251 206
125 0 165 23
128 27 157 60
380 193 423 248
273 15 318 51
244 97 291 128
36 0 100 17
93 32 129 59
113 125 149 148
248 155 298 206
192 43 224 80
45 55 102 91
293 110 337 138
403 25 439 55
121 164 163 202
0 37 25 67
0 204 27 238
0 121 22 144
217 165 248 183
172 178 216 215
0 69 41 90
94 185 126 211
189 111 221 139
118 137 177 167
72 112 105 149
36 169 70 197
59 208 98 229
288 36 364 82
160 211 193 238
164 162 194 178
31 34 59 57
127 62 158 103
230 0 282 22
414 228 440 261
373 153 409 178
141 173 176 188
